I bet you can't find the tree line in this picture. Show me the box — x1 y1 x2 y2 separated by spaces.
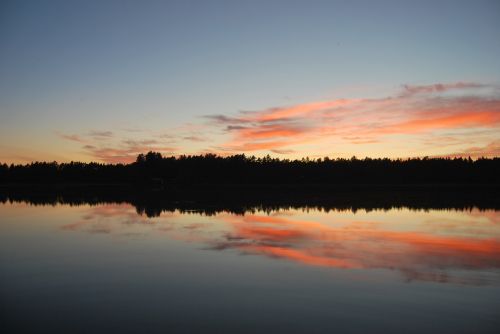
0 152 499 185
2 185 498 217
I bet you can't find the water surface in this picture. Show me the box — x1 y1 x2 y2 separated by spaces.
1 201 499 333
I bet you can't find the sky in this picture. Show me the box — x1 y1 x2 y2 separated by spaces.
0 0 499 163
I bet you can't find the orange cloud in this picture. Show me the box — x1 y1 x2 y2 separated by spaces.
204 82 500 156
214 213 500 283
51 83 498 163
250 99 360 122
438 140 500 158
60 204 500 284
375 110 500 135
84 144 176 163
237 124 310 140
241 245 358 268
224 140 301 152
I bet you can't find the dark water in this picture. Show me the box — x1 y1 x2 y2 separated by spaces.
1 200 500 333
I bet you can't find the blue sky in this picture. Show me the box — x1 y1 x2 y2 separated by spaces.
1 0 499 162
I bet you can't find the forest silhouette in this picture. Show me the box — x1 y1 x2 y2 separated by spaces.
2 185 499 217
1 152 499 186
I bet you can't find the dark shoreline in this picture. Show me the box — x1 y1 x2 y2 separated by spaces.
2 183 498 216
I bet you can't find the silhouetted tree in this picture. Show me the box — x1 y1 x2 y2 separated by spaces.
0 153 498 186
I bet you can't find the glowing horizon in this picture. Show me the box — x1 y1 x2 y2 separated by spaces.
1 81 498 164
1 1 499 163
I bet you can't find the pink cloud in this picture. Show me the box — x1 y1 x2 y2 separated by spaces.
88 148 175 164
205 82 500 156
55 128 180 163
438 140 500 158
237 124 310 140
83 142 176 163
249 99 360 122
225 140 297 152
373 110 500 135
214 213 500 282
59 205 500 284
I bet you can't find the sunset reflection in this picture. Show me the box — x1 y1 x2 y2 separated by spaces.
212 213 500 283
57 204 500 284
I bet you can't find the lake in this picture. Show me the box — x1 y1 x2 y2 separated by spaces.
1 199 499 333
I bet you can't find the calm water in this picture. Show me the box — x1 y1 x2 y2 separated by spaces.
1 201 500 333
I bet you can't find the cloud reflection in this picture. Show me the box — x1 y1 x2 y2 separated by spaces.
212 213 500 284
63 204 500 284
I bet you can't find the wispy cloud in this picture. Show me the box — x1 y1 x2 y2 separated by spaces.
211 213 500 283
270 149 295 154
399 82 486 97
204 82 500 156
183 135 206 142
203 114 250 124
55 132 86 143
437 140 500 158
122 139 158 146
56 130 114 143
83 139 176 163
88 130 114 138
54 128 181 163
59 204 500 285
52 81 499 162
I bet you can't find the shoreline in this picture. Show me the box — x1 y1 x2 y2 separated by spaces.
2 183 499 215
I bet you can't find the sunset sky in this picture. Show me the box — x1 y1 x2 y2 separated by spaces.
1 0 499 163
